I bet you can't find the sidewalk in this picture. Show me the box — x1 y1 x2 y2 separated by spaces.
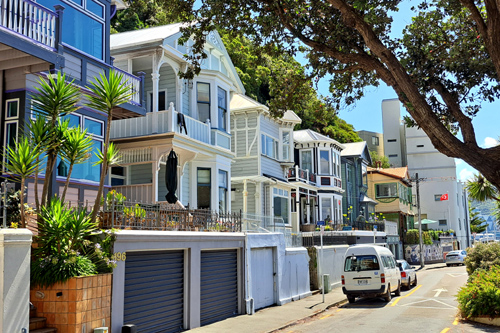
188 287 347 333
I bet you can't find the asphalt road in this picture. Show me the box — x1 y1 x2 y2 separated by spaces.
277 264 498 333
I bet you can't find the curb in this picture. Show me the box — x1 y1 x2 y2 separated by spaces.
267 298 348 333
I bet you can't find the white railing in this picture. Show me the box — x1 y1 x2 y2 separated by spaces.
114 67 142 105
113 184 153 203
179 111 210 144
120 147 152 164
0 0 57 48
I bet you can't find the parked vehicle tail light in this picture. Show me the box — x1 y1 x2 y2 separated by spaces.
381 273 385 284
341 275 345 285
401 271 407 278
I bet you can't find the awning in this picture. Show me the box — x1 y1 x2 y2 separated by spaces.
414 219 438 225
360 193 378 205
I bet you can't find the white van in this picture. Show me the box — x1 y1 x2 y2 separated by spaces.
341 245 401 303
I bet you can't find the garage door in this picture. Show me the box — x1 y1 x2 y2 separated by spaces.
251 248 275 309
123 250 184 332
200 250 238 326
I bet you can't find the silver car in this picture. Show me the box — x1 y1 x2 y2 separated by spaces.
396 259 417 289
446 250 467 266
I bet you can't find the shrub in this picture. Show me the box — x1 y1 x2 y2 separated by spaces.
405 229 433 245
457 265 500 318
464 242 500 275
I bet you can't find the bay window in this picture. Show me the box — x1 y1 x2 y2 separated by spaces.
197 83 210 123
197 168 211 209
300 150 312 172
218 87 227 131
273 188 289 224
320 150 330 174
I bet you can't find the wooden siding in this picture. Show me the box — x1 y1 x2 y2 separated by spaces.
232 158 259 177
181 162 190 204
259 114 283 177
143 66 177 111
130 163 153 185
113 59 128 71
59 187 79 207
86 63 105 85
4 68 27 90
231 183 256 214
211 54 220 71
231 112 258 158
63 52 82 81
182 85 190 115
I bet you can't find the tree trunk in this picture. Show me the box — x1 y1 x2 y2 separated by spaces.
20 178 26 228
61 163 75 203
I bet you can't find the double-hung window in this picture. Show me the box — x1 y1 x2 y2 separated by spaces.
261 134 278 159
273 188 289 224
218 170 228 213
218 87 227 131
282 131 290 161
300 150 312 172
319 150 330 174
197 83 210 123
197 168 211 209
3 99 19 171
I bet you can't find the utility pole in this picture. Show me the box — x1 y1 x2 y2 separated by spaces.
415 173 425 268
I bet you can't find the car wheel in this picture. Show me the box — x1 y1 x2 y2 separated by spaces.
395 282 401 296
347 295 356 304
407 277 412 290
446 264 450 267
384 284 392 302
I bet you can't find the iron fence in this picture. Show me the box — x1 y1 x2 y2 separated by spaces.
302 232 351 247
101 201 242 232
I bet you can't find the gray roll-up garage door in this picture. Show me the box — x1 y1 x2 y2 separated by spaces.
200 249 238 326
124 250 184 332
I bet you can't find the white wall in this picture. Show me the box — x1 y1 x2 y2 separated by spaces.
382 99 404 167
0 229 32 333
314 245 349 290
246 233 311 313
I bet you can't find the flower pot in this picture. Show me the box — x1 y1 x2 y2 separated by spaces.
30 273 112 333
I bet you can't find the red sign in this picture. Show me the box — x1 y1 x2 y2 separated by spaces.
440 193 449 201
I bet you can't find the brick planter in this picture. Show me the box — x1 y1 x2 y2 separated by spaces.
30 273 112 333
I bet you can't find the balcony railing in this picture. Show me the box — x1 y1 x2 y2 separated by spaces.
114 67 143 106
112 184 153 204
287 165 316 185
211 129 231 150
110 104 212 145
0 0 58 49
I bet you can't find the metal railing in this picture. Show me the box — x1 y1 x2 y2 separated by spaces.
100 200 242 232
0 0 58 48
302 232 350 247
114 67 143 106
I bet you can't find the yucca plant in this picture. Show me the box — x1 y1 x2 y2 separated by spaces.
59 126 93 202
31 72 80 207
85 70 132 224
3 137 42 228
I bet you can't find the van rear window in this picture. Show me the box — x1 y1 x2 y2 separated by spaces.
344 255 380 271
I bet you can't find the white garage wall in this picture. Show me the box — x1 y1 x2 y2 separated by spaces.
314 245 349 290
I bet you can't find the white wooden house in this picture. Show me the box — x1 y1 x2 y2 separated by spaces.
109 24 244 210
290 130 345 231
230 94 301 230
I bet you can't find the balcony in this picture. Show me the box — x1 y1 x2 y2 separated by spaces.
110 104 231 150
287 166 316 185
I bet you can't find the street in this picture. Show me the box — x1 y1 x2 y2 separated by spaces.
277 264 498 333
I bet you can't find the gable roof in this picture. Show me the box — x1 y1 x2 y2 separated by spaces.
230 93 301 124
110 23 187 50
293 129 344 149
367 166 410 181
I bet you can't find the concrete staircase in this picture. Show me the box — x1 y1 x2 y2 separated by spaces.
30 304 57 333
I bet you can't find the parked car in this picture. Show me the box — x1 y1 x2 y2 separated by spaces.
396 259 417 289
342 245 401 304
446 250 467 266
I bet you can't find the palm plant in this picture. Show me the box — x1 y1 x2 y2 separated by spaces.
468 205 487 234
3 137 42 227
85 70 132 224
466 174 500 202
59 126 93 202
25 116 51 211
31 72 80 207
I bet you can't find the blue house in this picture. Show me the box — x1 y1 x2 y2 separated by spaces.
0 0 145 205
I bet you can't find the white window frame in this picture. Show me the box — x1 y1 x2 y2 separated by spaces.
319 149 331 175
109 165 128 186
261 133 279 159
320 196 333 222
3 120 19 172
272 186 290 225
279 128 292 162
300 148 314 172
5 99 19 120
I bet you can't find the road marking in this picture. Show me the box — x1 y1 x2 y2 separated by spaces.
320 314 333 320
402 298 457 309
453 318 459 325
440 328 450 333
337 309 342 312
433 288 448 297
391 284 422 306
447 273 467 277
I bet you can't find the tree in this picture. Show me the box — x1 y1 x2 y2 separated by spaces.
469 205 487 234
59 126 93 202
85 71 132 224
3 137 42 228
31 72 80 207
369 150 391 168
161 0 500 191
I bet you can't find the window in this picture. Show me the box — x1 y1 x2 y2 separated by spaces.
218 87 227 131
362 164 368 186
3 122 18 170
38 0 105 59
149 91 166 112
197 83 210 123
439 219 447 226
6 99 18 119
218 170 228 213
273 188 289 224
62 114 81 128
84 117 103 137
321 197 332 222
300 150 312 172
320 150 330 174
261 134 278 159
110 166 126 186
282 131 290 161
375 183 398 198
372 136 379 146
197 168 211 209
344 255 380 272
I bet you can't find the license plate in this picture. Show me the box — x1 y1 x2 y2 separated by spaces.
357 279 368 285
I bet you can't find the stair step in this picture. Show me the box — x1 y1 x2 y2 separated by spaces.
30 328 57 333
29 317 47 330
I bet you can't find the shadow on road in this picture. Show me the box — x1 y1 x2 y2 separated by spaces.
340 297 390 309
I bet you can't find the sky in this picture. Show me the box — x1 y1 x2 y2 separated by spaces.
311 2 500 183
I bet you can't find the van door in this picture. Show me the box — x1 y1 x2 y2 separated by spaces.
343 254 382 291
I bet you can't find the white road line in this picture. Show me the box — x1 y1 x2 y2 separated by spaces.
433 288 448 297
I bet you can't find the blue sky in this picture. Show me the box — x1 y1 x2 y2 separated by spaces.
311 2 500 182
